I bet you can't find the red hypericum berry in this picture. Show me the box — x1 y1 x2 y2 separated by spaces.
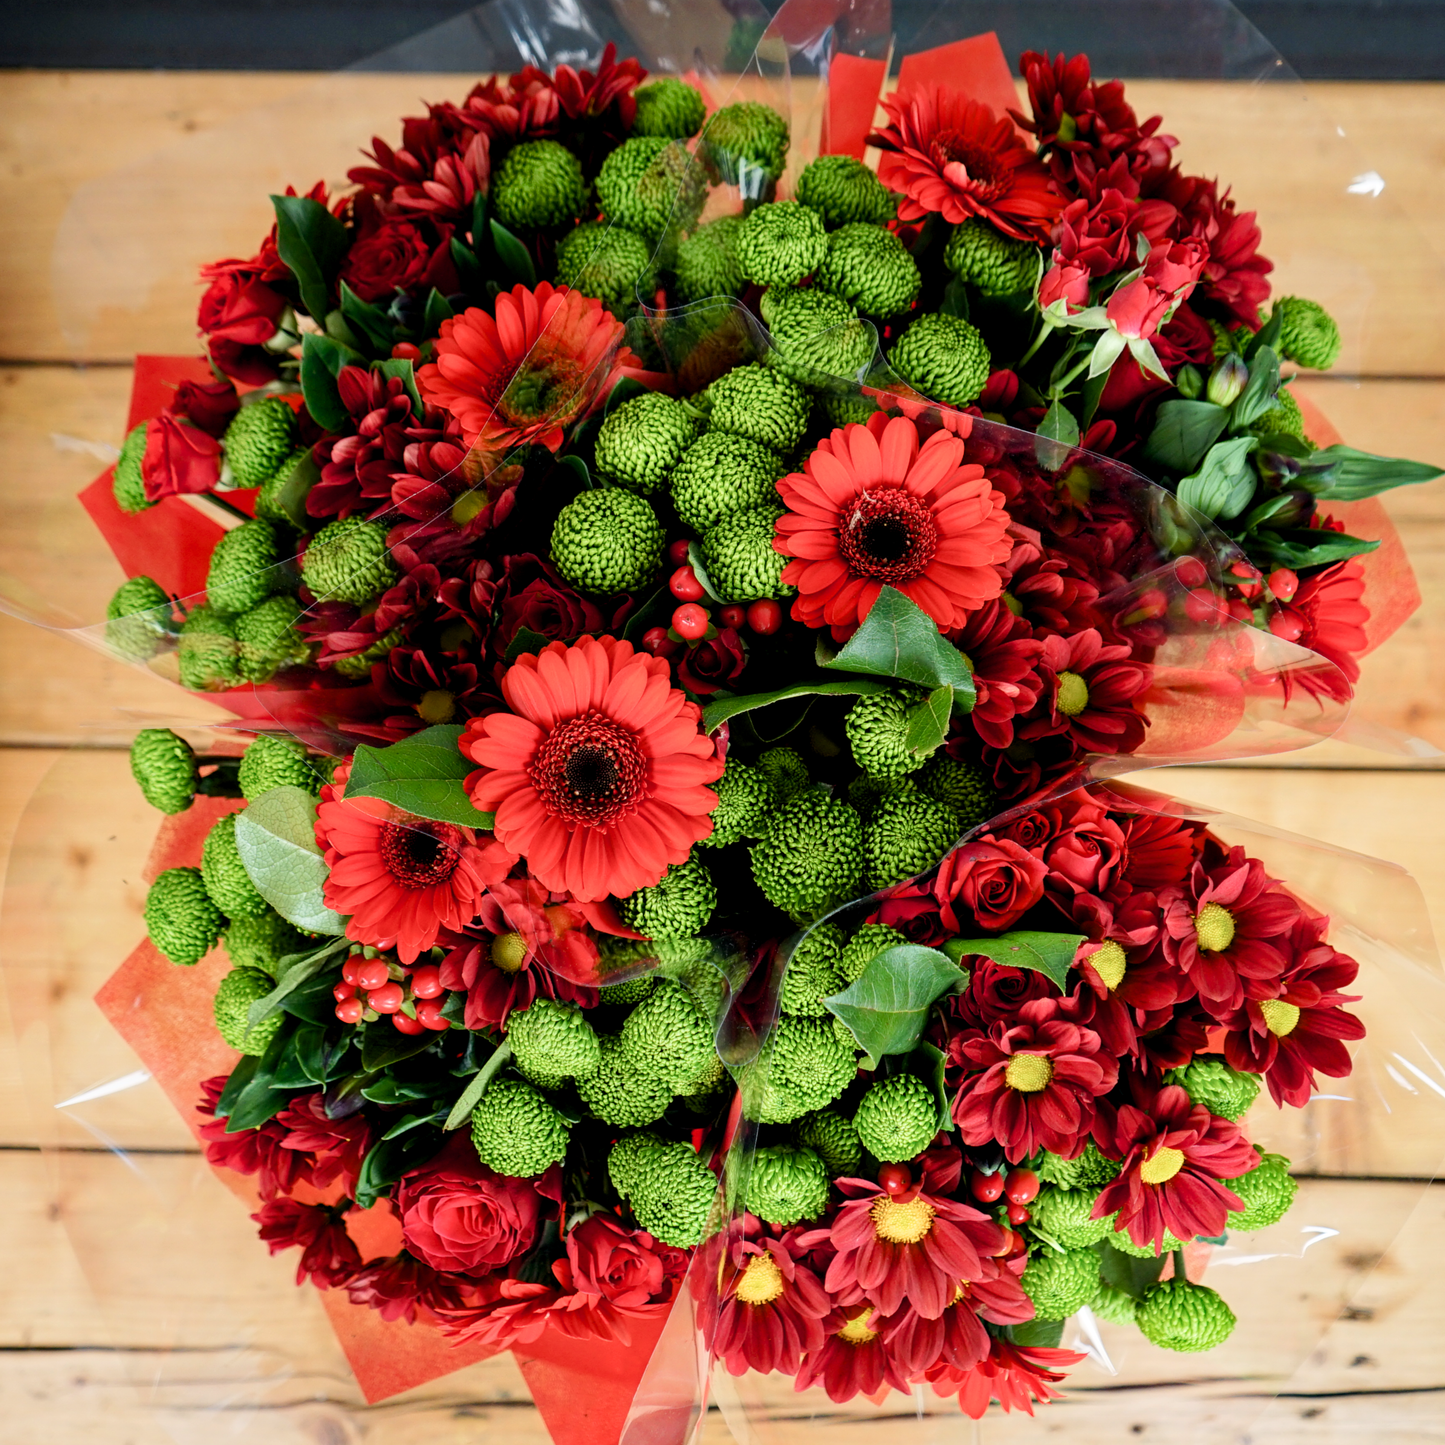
1227 599 1255 623
877 1163 912 1196
989 1226 1018 1257
390 342 422 361
368 981 404 1014
332 981 357 1003
415 998 450 1031
1268 567 1300 603
672 603 710 641
391 1009 425 1034
341 957 363 986
1174 556 1209 590
1006 1201 1032 1225
1268 610 1305 642
720 604 747 629
335 997 364 1024
1183 586 1223 623
746 599 783 635
969 1168 1005 1203
669 565 706 602
410 964 443 1000
667 538 693 567
1004 1168 1040 1205
355 958 391 991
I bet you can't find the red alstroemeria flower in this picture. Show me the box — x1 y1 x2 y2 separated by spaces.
823 1176 1006 1321
1021 629 1149 754
1160 844 1301 1016
927 1336 1084 1418
774 413 1013 642
315 794 516 963
461 636 724 902
1222 915 1365 1107
253 1198 361 1288
868 90 1062 242
951 997 1119 1162
794 1306 911 1403
418 283 646 453
1093 1083 1258 1250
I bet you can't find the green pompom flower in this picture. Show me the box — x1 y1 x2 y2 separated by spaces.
596 137 705 248
742 1014 857 1124
608 1131 665 1197
491 140 588 231
631 77 706 139
238 733 321 800
888 313 992 408
763 287 875 385
554 221 656 317
863 786 959 890
550 487 664 594
177 606 241 691
1136 1278 1236 1352
744 1143 828 1226
675 215 747 304
795 155 896 230
1021 1247 1102 1320
302 518 398 606
1089 1281 1140 1325
854 1074 938 1162
224 909 306 976
1037 1141 1121 1190
699 101 789 195
200 812 268 919
223 398 300 488
578 1034 674 1127
671 431 783 536
1225 1150 1297 1232
1164 1059 1260 1122
944 219 1041 298
751 791 865 918
1030 1186 1117 1248
815 223 922 318
619 1137 717 1246
794 1107 861 1176
704 364 810 452
817 390 878 429
235 595 310 683
254 448 312 524
598 973 656 1008
701 503 789 604
213 967 282 1056
779 923 846 1017
1248 384 1309 442
844 689 922 781
756 746 810 804
915 756 995 831
699 755 773 848
207 519 285 616
508 998 602 1083
113 421 152 513
594 392 697 495
145 867 224 966
470 1079 570 1177
130 728 198 814
620 979 717 1093
737 201 827 288
1273 295 1341 371
107 575 175 662
619 857 718 940
1108 1227 1188 1258
838 922 908 983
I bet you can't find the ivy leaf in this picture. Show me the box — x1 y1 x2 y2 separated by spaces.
1176 437 1258 522
234 786 349 935
444 1041 513 1130
1034 399 1079 472
245 937 350 1032
823 945 967 1069
490 219 537 286
946 931 1084 992
903 685 952 759
1141 399 1229 474
701 679 891 733
820 585 976 704
271 194 348 322
345 725 495 829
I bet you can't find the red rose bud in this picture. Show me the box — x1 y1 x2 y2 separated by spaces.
671 603 710 641
493 554 604 655
1207 353 1249 407
565 1212 686 1306
677 626 746 695
746 599 783 635
669 565 706 602
978 369 1020 411
1268 567 1299 603
172 378 240 438
1105 238 1208 342
197 265 289 384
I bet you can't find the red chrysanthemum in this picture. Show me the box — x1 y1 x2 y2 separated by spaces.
253 1198 361 1289
273 1091 372 1195
946 599 1043 750
1021 628 1150 754
882 1261 1032 1378
950 997 1119 1162
868 89 1063 241
794 1306 911 1403
1222 914 1365 1107
1275 556 1369 703
1160 844 1302 1017
927 1336 1084 1418
344 1252 467 1324
1093 1083 1258 1250
774 414 1013 641
315 795 515 963
196 1075 307 1201
823 1177 1006 1321
417 283 645 453
460 636 724 902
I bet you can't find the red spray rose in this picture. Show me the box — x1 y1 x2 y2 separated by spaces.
1105 238 1208 343
197 262 289 384
171 377 240 438
140 413 222 502
934 837 1048 932
678 627 747 695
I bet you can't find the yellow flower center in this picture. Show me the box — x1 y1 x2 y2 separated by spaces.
491 930 530 974
870 1195 935 1244
451 489 489 526
1056 671 1090 717
734 1251 785 1305
1259 998 1301 1037
1004 1053 1054 1093
417 689 458 725
1087 940 1128 991
1193 902 1236 953
837 1309 878 1345
1138 1145 1186 1186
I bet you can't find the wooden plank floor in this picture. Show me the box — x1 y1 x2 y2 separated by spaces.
2 70 1444 1443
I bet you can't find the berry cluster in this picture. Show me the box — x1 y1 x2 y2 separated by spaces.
333 949 450 1033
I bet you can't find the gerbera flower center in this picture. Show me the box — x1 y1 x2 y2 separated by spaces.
498 355 583 426
734 1252 785 1305
378 820 464 889
837 1308 878 1345
491 930 531 973
418 689 457 724
1003 1053 1054 1092
929 130 1010 200
1193 902 1237 953
837 488 940 585
1056 671 1090 717
1138 1144 1187 1186
870 1194 935 1244
1259 998 1301 1037
1087 940 1128 991
530 710 648 827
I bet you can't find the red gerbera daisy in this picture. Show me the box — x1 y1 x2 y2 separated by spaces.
460 636 725 902
868 89 1063 241
927 1336 1084 1418
1020 628 1149 754
417 283 645 453
315 795 515 963
1160 844 1301 1017
950 997 1119 1162
795 1306 911 1403
774 413 1013 642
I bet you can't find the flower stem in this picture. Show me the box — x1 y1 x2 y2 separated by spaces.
1172 1246 1189 1283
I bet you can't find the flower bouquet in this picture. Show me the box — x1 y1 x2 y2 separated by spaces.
35 3 1445 1438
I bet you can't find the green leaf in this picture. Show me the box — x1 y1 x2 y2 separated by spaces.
271 194 348 322
489 219 537 286
823 944 966 1069
685 540 726 605
470 190 490 254
503 626 552 664
354 1126 445 1210
359 1021 438 1074
946 930 1084 992
214 1056 259 1118
234 787 349 934
245 937 350 1031
299 332 360 434
381 1107 449 1141
1304 444 1444 501
940 275 970 320
345 724 495 829
1176 437 1258 522
1229 346 1280 430
1098 1238 1168 1298
902 685 952 759
423 287 455 336
906 1041 953 1133
449 234 485 294
701 679 891 733
444 1041 513 1130
1141 399 1229 473
362 1073 449 1105
1247 528 1381 570
1034 399 1079 473
820 585 976 701
268 448 321 529
621 584 669 644
376 357 424 419
1245 308 1283 360
557 453 592 490
1010 1317 1066 1348
225 1015 301 1131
